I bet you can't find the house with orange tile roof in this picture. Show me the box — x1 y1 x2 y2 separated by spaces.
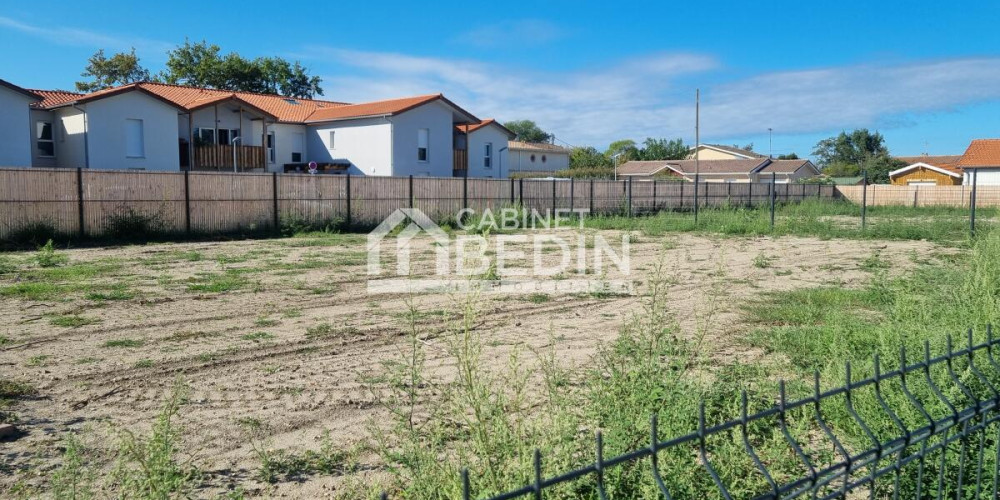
454 119 516 178
0 79 42 167
958 139 1000 185
888 154 964 186
3 79 502 177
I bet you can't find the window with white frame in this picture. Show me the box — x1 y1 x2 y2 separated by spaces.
328 131 335 150
417 128 429 162
484 142 492 168
36 121 54 157
266 132 276 163
125 119 144 158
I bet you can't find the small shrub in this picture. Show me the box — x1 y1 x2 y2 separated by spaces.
525 293 551 303
36 239 69 268
305 323 334 339
8 220 61 247
253 431 350 483
255 317 280 327
113 385 199 497
103 338 144 348
50 314 100 328
752 253 773 269
134 359 154 368
0 379 36 399
103 206 166 239
280 215 345 237
50 433 97 500
26 355 50 367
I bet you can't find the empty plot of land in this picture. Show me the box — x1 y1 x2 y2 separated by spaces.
0 230 945 496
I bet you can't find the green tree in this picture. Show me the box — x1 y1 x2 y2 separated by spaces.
734 143 754 152
812 129 901 183
569 146 612 170
75 48 151 92
777 153 800 160
638 138 688 160
504 120 552 143
606 139 639 162
159 39 323 98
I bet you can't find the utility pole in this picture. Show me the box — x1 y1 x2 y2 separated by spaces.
768 128 773 159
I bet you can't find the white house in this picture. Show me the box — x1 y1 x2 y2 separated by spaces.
456 119 516 178
508 141 571 174
0 80 40 167
959 139 1000 186
3 80 504 177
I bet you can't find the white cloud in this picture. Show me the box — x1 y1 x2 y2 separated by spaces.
457 19 570 47
301 47 1000 148
0 16 172 54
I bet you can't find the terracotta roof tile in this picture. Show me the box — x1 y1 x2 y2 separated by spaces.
27 89 82 108
27 81 477 125
617 161 672 175
455 118 516 137
958 139 1000 168
667 158 770 174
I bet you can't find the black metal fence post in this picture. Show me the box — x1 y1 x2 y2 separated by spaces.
861 170 868 230
971 169 979 238
652 179 657 211
679 181 684 210
272 172 279 232
509 178 515 205
345 174 352 228
76 167 85 238
519 178 524 208
409 174 414 208
183 170 191 235
770 173 776 230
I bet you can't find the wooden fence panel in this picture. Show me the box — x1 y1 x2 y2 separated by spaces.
0 168 78 239
81 170 186 236
188 172 273 233
414 177 463 222
277 174 347 225
351 176 408 226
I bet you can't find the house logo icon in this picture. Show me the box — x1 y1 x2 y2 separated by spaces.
367 208 450 276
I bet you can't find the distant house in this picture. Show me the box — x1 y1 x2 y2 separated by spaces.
0 79 41 167
508 141 571 174
618 158 819 183
958 139 1000 185
0 80 512 177
686 144 766 161
889 155 963 186
455 119 516 178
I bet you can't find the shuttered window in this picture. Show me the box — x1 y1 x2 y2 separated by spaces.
125 119 144 158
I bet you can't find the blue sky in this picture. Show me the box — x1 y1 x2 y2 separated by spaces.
2 0 999 158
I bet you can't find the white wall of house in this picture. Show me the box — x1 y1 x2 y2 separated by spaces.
466 125 511 178
307 117 392 175
250 122 307 172
29 109 58 168
0 87 35 167
83 91 181 171
965 169 1000 186
510 150 569 173
53 107 88 169
390 101 454 177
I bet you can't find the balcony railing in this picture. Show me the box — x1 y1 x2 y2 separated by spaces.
193 145 266 171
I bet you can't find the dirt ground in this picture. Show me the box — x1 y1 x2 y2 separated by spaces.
0 229 947 497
